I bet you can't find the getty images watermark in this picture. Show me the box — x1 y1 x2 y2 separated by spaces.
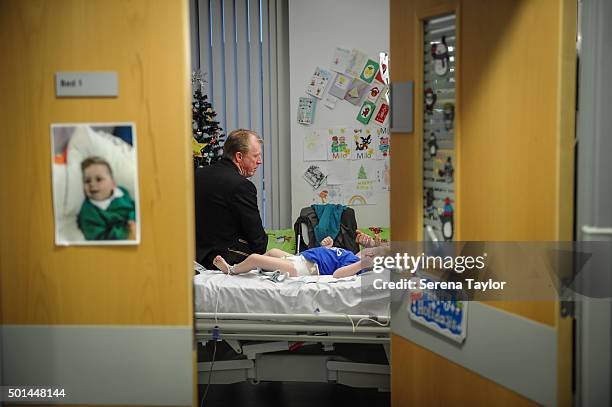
361 241 612 301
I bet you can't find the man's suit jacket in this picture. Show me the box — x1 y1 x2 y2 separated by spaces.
194 158 267 269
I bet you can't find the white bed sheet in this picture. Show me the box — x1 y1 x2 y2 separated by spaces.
194 269 390 317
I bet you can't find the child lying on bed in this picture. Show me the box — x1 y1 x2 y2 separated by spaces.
213 231 380 279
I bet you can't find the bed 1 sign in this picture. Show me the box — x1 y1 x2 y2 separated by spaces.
55 72 118 97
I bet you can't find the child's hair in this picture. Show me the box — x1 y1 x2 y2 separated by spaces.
81 156 113 178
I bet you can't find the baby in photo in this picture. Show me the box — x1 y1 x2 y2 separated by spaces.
77 156 136 240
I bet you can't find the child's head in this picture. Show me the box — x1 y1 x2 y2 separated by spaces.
81 156 116 201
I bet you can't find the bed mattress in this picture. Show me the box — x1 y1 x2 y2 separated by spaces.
194 269 390 317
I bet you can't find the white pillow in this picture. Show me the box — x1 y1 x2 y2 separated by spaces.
64 125 137 217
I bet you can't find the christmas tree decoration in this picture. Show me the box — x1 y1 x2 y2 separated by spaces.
192 70 226 168
425 88 436 115
431 36 450 76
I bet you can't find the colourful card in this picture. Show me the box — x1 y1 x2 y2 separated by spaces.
366 83 386 103
328 73 351 99
372 102 390 127
345 49 368 78
305 67 332 99
327 127 351 160
351 128 375 160
330 47 351 73
357 101 376 124
359 59 380 83
297 97 316 125
344 78 368 106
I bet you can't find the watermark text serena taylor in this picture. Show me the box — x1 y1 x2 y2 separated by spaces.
372 278 507 292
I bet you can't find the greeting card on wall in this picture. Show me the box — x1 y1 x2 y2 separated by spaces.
345 49 368 78
297 97 316 125
327 127 351 160
344 79 369 106
372 101 390 127
330 47 352 73
328 73 352 99
366 83 385 103
375 52 389 84
372 126 390 159
359 59 380 83
303 129 328 161
357 100 376 125
351 128 374 160
305 67 332 99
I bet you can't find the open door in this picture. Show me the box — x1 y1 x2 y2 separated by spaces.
389 1 576 405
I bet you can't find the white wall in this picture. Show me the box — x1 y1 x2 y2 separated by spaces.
288 0 390 228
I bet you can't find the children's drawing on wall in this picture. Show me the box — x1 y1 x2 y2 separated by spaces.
305 67 332 99
312 184 344 205
50 123 140 246
351 128 374 159
303 129 328 161
303 165 328 190
328 127 351 160
330 47 352 73
372 126 390 159
345 49 369 78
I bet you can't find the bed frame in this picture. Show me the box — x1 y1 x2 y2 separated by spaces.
195 312 390 391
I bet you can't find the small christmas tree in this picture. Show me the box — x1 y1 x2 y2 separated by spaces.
192 71 225 168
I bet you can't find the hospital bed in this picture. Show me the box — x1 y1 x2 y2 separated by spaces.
193 265 391 391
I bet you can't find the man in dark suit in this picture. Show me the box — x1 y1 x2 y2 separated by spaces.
194 129 268 269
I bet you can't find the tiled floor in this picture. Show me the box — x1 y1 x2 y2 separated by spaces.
199 381 390 407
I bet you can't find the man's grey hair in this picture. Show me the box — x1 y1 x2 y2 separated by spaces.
222 129 263 160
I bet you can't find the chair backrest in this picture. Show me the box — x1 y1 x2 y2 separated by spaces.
293 206 359 254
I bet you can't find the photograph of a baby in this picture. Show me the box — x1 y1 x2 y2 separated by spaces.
51 123 140 245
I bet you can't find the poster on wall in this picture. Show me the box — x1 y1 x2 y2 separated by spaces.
50 123 140 246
